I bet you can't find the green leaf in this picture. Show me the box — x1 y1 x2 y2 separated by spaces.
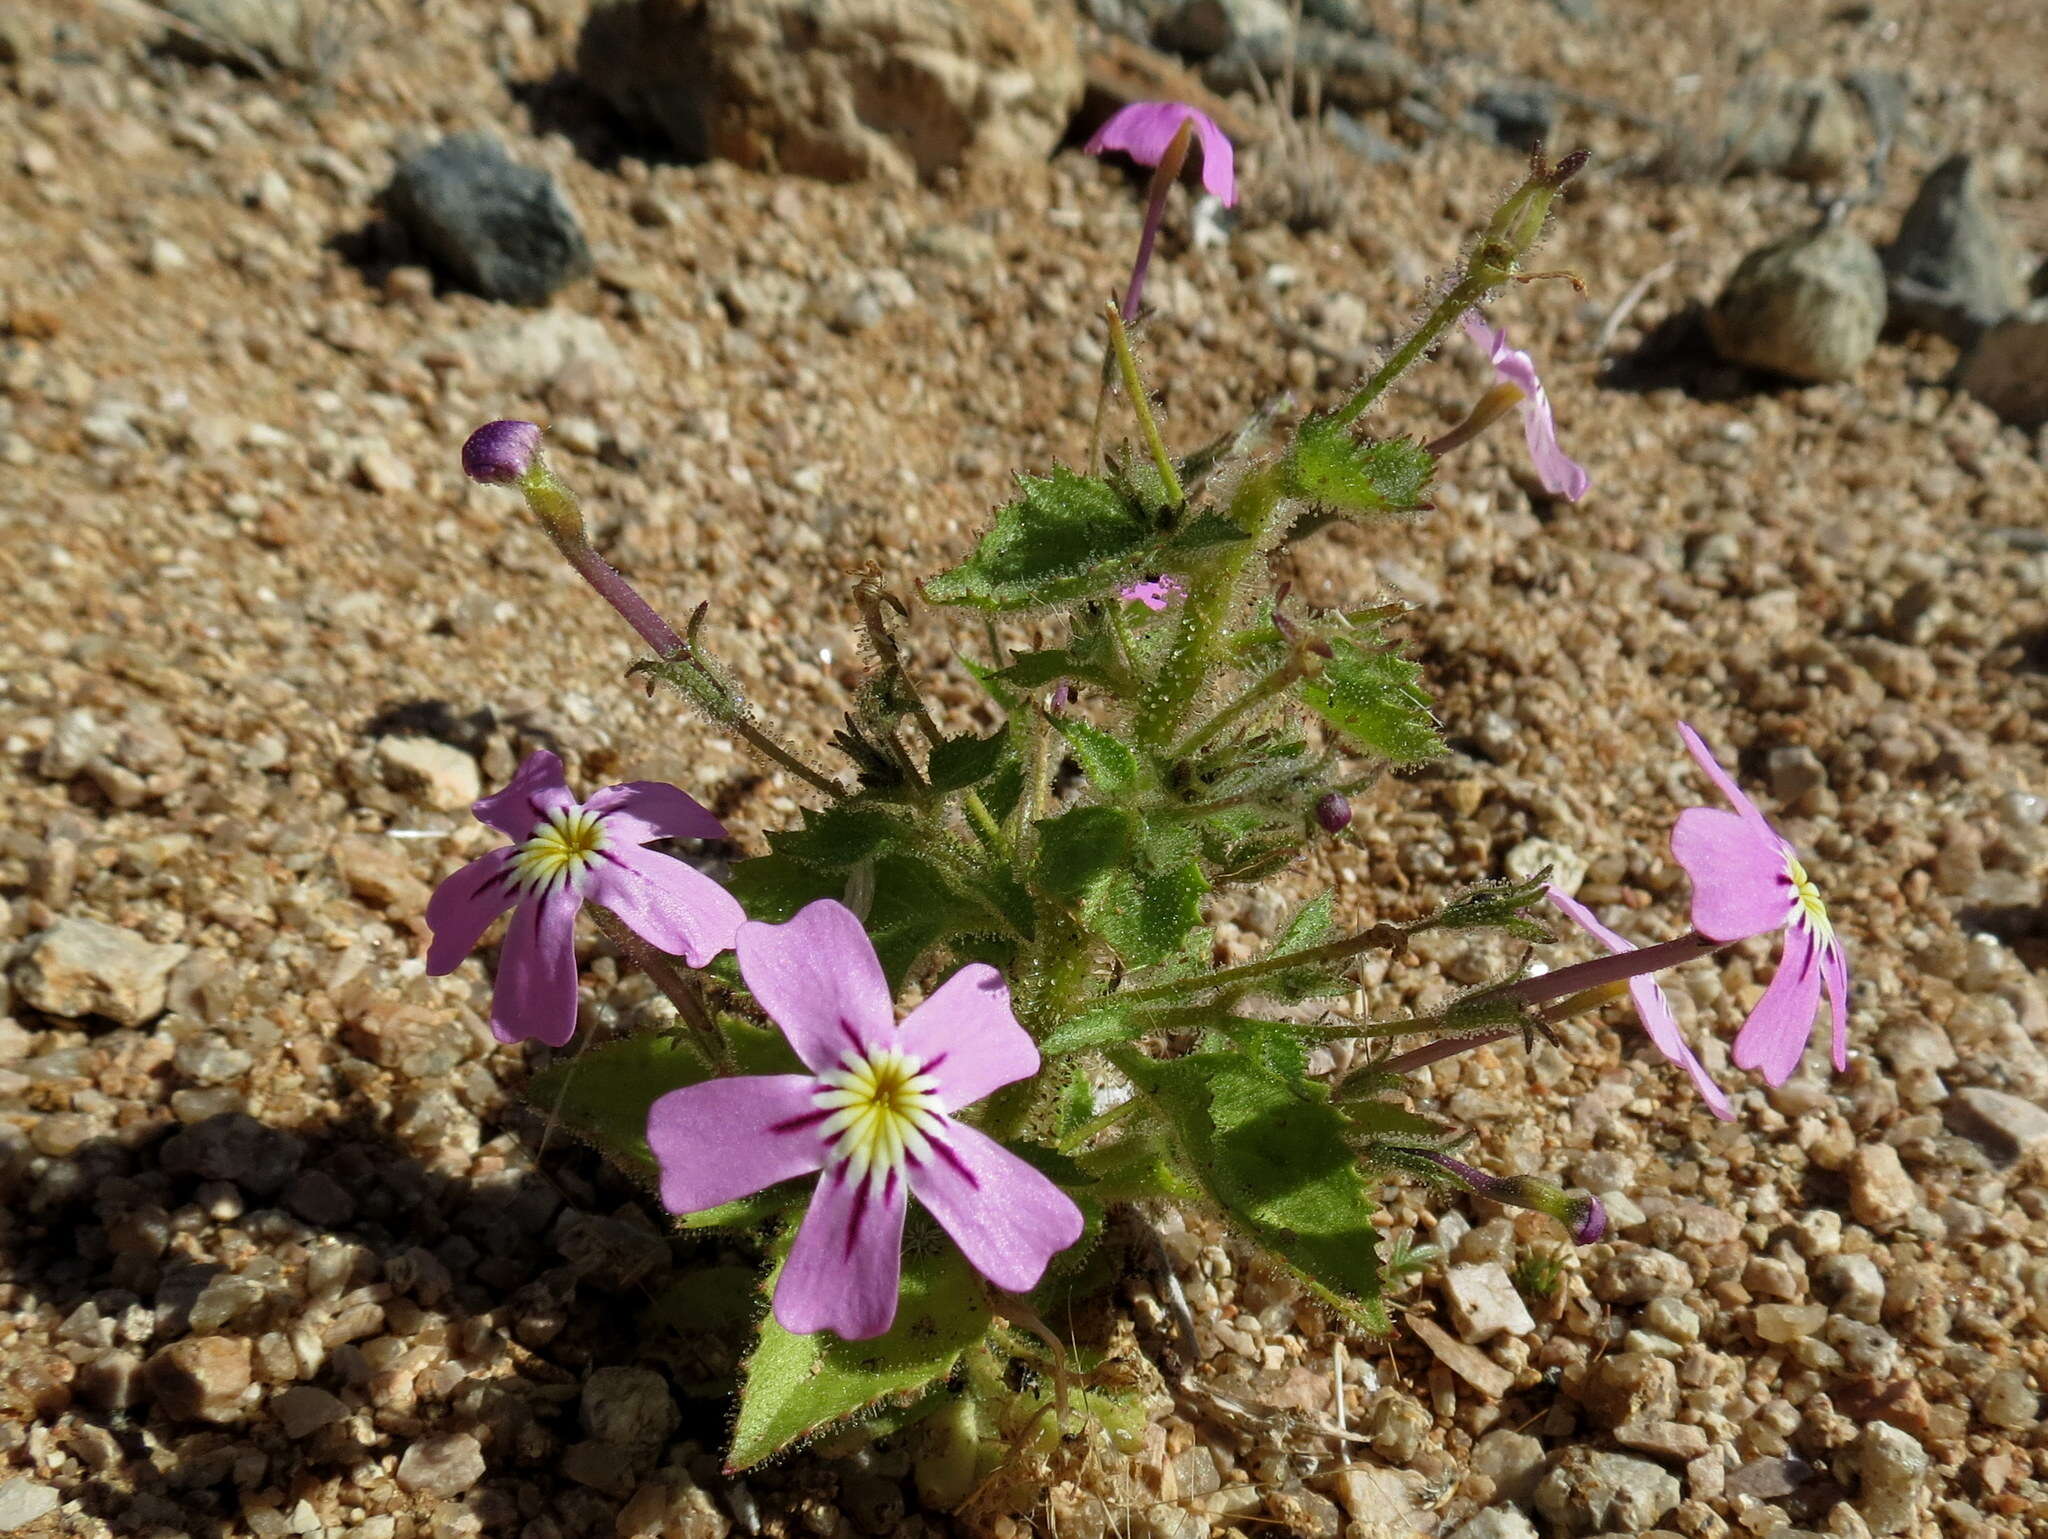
1114 1050 1386 1330
726 852 845 923
771 805 910 867
674 1184 802 1233
1246 891 1355 1003
925 467 1154 611
995 649 1100 689
1033 806 1135 901
728 1242 993 1470
1204 1019 1311 1082
1158 511 1254 559
526 1034 714 1180
1299 636 1444 765
1053 718 1142 799
1054 1066 1098 1138
1087 860 1208 968
731 847 980 989
1041 1002 1146 1056
925 732 1010 792
1286 416 1435 518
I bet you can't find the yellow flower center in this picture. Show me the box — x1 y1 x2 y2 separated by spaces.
511 808 608 893
1787 854 1832 941
814 1047 944 1187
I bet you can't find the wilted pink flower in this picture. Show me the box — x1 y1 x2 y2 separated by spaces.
1546 886 1732 1120
647 900 1084 1341
1118 574 1186 611
1670 724 1848 1085
1462 312 1589 501
1085 102 1237 206
426 751 743 1046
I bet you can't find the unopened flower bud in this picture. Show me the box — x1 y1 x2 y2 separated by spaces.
1315 792 1352 833
1421 1151 1607 1245
461 419 543 485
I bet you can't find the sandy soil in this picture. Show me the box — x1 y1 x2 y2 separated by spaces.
1 1 2046 1536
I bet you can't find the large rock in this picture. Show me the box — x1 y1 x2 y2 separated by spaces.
1706 223 1887 383
1717 75 1863 183
385 135 592 306
1884 154 2026 342
576 0 1084 184
13 918 189 1027
1955 299 2048 431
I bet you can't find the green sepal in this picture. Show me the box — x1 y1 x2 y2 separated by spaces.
673 1184 802 1233
1111 1049 1387 1330
1298 635 1445 765
727 1239 993 1471
1158 511 1255 560
1286 415 1435 518
524 1033 714 1181
1053 1066 1099 1139
1430 872 1554 942
926 731 1011 792
993 648 1118 692
1041 1002 1144 1057
924 466 1154 611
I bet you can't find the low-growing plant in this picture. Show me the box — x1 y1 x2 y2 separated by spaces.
436 108 1849 1483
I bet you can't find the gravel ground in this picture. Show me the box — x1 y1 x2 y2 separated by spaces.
2 2 2046 1537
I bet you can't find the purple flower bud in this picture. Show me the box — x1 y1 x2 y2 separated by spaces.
462 419 543 485
1569 1192 1608 1245
1315 792 1352 833
1419 1151 1608 1247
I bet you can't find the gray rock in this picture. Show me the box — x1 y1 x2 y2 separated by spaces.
1844 68 1908 144
1204 21 1418 112
1717 75 1863 183
385 135 591 306
1592 1247 1691 1304
1324 110 1408 164
581 1365 680 1453
146 1335 254 1422
159 0 314 73
576 0 1083 184
1534 1448 1680 1532
1855 1422 1928 1536
1977 1368 2039 1431
1945 1086 2048 1162
1471 1429 1545 1505
1706 224 1887 383
1449 1509 1538 1539
271 1385 349 1439
1443 1261 1536 1342
0 1478 60 1531
396 1432 487 1498
616 1468 732 1539
376 735 482 810
13 918 189 1027
1955 299 2048 431
1471 86 1556 153
1815 1252 1886 1323
1884 154 2026 342
1154 0 1289 58
1847 1143 1917 1225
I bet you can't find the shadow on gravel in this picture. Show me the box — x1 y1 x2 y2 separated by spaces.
0 1089 752 1539
1597 306 1790 401
362 700 521 758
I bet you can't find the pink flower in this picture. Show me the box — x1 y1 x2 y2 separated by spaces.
426 750 743 1047
1118 574 1187 611
1545 886 1732 1120
1085 102 1236 206
1669 724 1849 1085
647 900 1085 1341
1462 312 1589 502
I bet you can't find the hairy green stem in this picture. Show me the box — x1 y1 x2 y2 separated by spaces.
1105 304 1184 507
1328 276 1483 431
1056 1094 1142 1153
1114 916 1413 1006
1133 465 1286 748
1169 654 1304 761
588 905 715 1034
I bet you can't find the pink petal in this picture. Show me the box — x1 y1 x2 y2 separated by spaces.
1518 382 1590 502
586 843 744 967
774 1164 907 1340
1820 933 1850 1073
736 900 896 1074
896 965 1039 1113
1671 807 1795 943
424 847 521 974
1545 888 1732 1120
908 1121 1085 1294
1084 102 1236 207
1732 923 1824 1085
491 889 583 1047
584 780 728 845
1677 723 1772 830
646 1075 830 1216
473 749 576 840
